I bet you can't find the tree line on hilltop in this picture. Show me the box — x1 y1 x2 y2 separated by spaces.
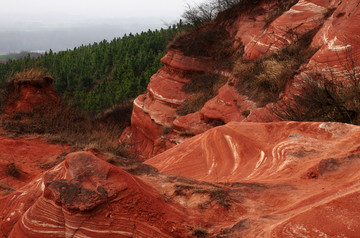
0 25 182 114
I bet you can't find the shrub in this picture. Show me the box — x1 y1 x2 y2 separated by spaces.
209 189 231 208
192 226 208 238
336 12 346 18
0 88 8 112
192 188 231 208
162 126 173 135
5 163 20 178
242 110 251 117
176 93 210 116
182 2 217 28
179 131 196 137
182 0 243 28
274 70 360 124
168 25 235 60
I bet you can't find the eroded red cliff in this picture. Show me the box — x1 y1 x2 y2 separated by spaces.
121 0 360 159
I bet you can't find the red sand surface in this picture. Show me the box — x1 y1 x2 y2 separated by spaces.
0 135 70 192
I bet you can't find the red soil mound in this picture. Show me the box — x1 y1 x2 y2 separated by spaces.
4 70 60 115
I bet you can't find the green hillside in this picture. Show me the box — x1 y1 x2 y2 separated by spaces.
0 53 21 60
0 25 181 114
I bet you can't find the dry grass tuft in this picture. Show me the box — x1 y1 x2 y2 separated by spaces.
234 28 319 107
7 69 53 87
176 92 210 116
176 74 227 116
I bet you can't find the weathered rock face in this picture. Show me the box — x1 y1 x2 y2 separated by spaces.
4 71 60 115
119 54 212 159
0 151 191 237
121 0 360 159
146 121 360 237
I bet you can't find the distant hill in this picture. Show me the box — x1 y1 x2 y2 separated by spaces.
0 51 43 63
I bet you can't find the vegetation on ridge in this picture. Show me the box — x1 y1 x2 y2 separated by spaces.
0 26 181 114
172 0 298 116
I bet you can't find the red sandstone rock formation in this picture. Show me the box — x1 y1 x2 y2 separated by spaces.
146 121 360 237
121 0 360 159
4 70 60 115
3 121 360 237
3 2 360 237
0 151 192 237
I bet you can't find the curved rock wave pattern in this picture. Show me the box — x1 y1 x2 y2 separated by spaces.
0 151 190 237
146 121 360 237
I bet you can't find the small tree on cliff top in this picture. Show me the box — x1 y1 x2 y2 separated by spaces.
182 0 243 27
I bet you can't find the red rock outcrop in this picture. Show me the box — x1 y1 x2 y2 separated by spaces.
146 121 360 236
4 70 60 115
121 0 360 159
0 151 192 237
119 54 213 159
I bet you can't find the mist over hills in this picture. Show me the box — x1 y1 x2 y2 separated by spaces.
0 17 172 54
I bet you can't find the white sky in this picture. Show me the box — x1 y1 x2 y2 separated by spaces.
0 0 205 54
0 0 204 26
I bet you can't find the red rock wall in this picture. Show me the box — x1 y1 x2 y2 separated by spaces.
121 0 360 159
120 51 214 159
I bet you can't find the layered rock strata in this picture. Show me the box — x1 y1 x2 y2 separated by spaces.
121 0 360 159
146 121 360 237
0 151 191 237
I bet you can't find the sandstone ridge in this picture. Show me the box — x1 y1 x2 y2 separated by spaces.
121 0 360 159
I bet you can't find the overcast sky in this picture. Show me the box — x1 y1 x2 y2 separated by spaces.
0 0 204 54
0 0 204 28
